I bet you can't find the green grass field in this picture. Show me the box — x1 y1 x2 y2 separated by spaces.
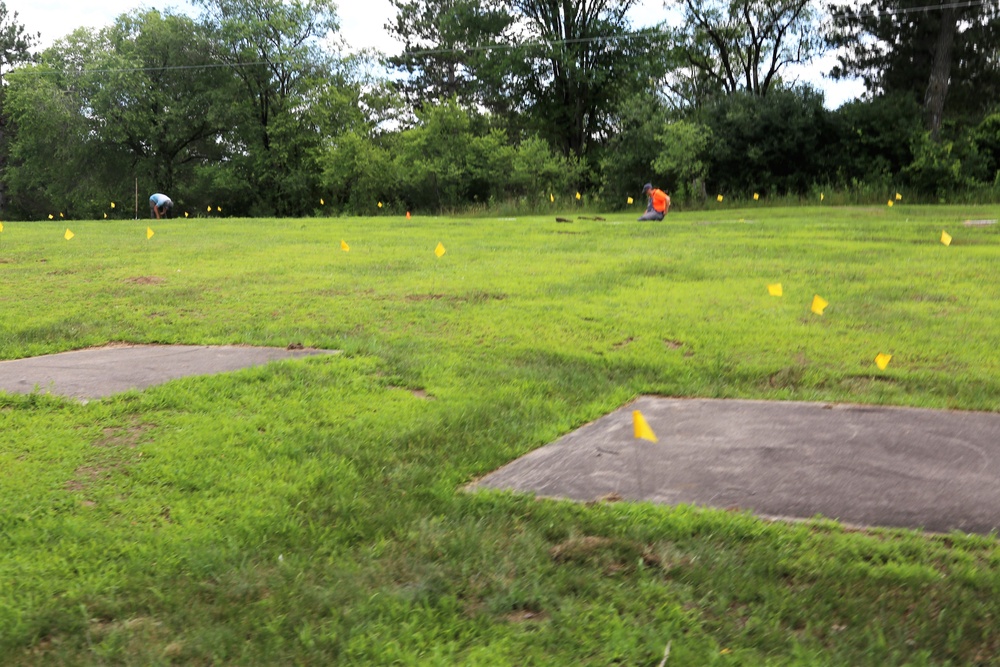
2 205 1000 665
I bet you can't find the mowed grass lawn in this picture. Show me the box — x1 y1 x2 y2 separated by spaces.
2 205 1000 665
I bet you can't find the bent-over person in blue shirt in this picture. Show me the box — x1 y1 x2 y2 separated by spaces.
149 193 173 219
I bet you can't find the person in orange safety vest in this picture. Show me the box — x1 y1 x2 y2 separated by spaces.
638 183 670 221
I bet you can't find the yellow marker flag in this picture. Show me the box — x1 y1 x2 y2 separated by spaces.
895 193 902 201
941 230 952 246
627 196 634 205
820 192 825 201
576 192 581 200
320 198 325 205
435 242 446 258
111 202 116 209
207 205 212 212
59 212 64 218
378 201 383 208
717 194 724 202
104 213 108 219
340 240 350 252
184 211 189 218
633 410 657 442
216 206 221 212
549 193 554 203
767 283 783 297
64 229 74 241
875 353 892 370
146 227 154 240
888 200 894 207
48 214 54 219
811 294 829 315
753 193 759 201
0 221 4 232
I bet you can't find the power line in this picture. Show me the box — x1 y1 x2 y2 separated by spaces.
829 0 994 18
13 0 995 77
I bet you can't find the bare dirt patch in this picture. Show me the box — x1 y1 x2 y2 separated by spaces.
125 276 165 285
95 421 155 448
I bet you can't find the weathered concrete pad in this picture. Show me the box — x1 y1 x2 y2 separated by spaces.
472 396 1000 535
0 345 338 400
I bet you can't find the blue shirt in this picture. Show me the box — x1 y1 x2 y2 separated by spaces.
150 193 171 206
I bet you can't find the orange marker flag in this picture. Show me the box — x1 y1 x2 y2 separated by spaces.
146 227 154 240
633 410 657 442
435 242 446 258
767 283 783 297
340 240 349 252
64 229 74 241
940 230 952 246
875 353 892 370
406 211 411 219
811 294 828 315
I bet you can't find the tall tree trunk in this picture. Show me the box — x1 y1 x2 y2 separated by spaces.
924 7 957 141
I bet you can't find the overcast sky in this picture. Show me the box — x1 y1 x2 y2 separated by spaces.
14 0 863 107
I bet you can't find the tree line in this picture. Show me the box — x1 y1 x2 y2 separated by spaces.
0 0 998 220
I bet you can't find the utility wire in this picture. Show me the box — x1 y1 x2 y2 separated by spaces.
13 0 996 77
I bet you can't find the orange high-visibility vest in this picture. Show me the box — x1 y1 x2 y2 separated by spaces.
651 188 669 213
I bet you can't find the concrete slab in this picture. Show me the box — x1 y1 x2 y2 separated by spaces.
0 345 338 400
471 396 1000 535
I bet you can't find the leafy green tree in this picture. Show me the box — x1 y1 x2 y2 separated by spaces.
507 0 661 164
0 1 39 215
386 0 665 173
698 86 830 195
386 0 513 111
826 94 923 186
598 91 672 205
4 12 240 218
971 113 1000 184
827 0 1000 137
4 62 98 218
195 0 340 215
97 10 237 199
653 119 713 203
671 0 821 98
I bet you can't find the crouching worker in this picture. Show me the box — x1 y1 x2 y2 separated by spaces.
638 183 670 221
149 193 173 219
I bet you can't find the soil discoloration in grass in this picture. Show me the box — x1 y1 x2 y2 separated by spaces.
404 292 507 304
505 610 548 623
125 276 165 285
95 421 155 448
612 337 634 350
